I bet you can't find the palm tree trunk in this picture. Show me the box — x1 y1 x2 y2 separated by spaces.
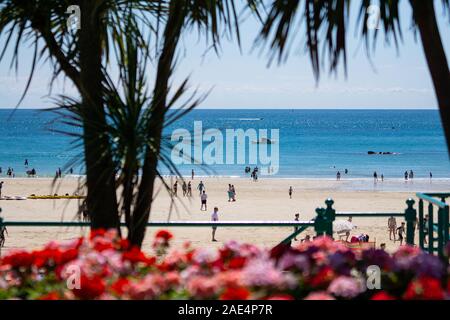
79 0 119 229
411 0 450 154
129 2 185 247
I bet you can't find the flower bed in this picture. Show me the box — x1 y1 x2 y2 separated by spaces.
0 230 449 300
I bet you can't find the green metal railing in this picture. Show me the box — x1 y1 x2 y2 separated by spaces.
313 198 417 245
1 195 447 255
0 217 316 253
417 192 449 258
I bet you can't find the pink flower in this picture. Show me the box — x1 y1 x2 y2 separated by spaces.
327 276 365 299
304 291 335 300
186 276 219 299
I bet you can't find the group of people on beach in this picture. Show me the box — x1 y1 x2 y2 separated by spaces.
245 166 259 181
0 159 74 178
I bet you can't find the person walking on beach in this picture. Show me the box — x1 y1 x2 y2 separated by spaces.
0 224 8 248
404 171 408 181
227 184 233 202
336 171 341 181
409 170 414 180
373 171 378 182
182 181 187 197
289 186 293 199
200 191 208 211
187 181 192 196
429 172 433 181
388 216 397 241
58 167 62 178
396 222 406 245
191 169 195 180
0 181 3 198
211 207 219 241
197 181 205 195
294 213 300 241
173 181 178 197
231 185 236 201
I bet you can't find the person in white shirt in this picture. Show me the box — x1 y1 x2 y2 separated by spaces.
211 207 219 242
200 190 208 211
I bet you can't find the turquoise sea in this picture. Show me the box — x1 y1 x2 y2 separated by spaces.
0 109 449 179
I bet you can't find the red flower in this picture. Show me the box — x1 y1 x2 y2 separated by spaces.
228 257 247 269
38 292 60 300
110 278 130 295
309 266 335 288
72 275 106 300
155 230 173 241
122 247 155 265
90 229 107 240
264 294 294 300
118 239 130 250
403 277 445 300
1 251 34 268
220 287 250 300
371 291 396 300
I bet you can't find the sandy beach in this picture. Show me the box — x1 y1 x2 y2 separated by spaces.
0 176 449 253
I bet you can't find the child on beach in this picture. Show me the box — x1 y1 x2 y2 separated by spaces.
388 216 397 241
200 191 208 211
396 222 406 245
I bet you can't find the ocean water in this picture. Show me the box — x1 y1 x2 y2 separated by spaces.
0 109 449 178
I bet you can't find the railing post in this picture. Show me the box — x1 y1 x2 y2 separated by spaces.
418 199 424 249
405 198 416 246
428 203 434 254
444 205 449 254
324 198 335 237
314 207 327 237
437 208 444 258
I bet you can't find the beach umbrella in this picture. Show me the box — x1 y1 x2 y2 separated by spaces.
333 220 356 234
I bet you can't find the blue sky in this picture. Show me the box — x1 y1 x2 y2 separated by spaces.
0 1 449 109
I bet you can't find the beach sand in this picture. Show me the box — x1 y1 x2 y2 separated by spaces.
0 177 449 253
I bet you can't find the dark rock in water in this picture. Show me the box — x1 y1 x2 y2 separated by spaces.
368 151 394 155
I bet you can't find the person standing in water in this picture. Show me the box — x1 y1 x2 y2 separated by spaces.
24 159 28 166
404 171 408 181
289 186 293 199
211 207 219 241
373 171 378 182
429 172 433 181
336 171 341 181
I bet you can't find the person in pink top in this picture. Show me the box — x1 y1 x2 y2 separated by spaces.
211 207 219 242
